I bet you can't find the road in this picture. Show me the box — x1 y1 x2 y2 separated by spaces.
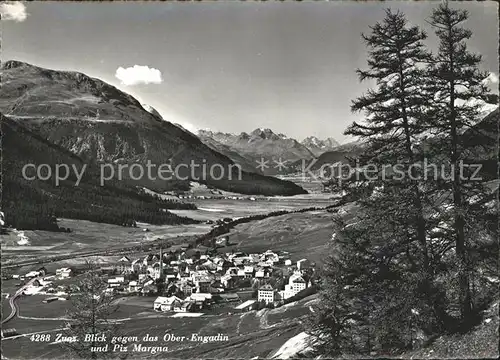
1 277 41 325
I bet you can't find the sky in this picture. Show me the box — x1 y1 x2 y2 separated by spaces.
1 1 498 143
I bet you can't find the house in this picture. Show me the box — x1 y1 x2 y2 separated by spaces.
175 300 195 312
243 266 254 278
229 251 245 260
189 293 212 309
141 284 158 296
128 281 141 293
233 258 245 266
100 266 116 275
115 256 131 274
297 259 312 271
221 274 236 289
217 260 234 272
25 270 41 278
166 283 179 296
255 268 271 278
55 268 72 279
226 267 244 277
290 274 307 293
190 293 212 301
219 293 240 303
195 278 211 293
180 281 195 296
261 250 280 264
201 260 217 271
258 284 276 304
148 262 168 280
131 259 144 273
284 259 292 266
143 254 155 267
234 300 257 313
177 271 191 281
280 272 309 300
209 280 224 293
162 267 178 281
153 296 183 312
107 276 126 290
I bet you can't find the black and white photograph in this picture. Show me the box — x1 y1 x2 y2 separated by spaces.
0 1 498 359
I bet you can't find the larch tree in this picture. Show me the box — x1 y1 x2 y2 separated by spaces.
425 3 498 324
62 259 120 359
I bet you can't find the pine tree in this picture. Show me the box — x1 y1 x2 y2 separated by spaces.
425 3 497 323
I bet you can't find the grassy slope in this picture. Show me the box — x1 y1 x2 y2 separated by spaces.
222 209 342 264
1 293 319 359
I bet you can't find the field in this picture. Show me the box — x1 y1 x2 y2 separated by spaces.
170 194 337 221
219 209 341 264
1 195 337 266
0 219 212 263
1 293 318 359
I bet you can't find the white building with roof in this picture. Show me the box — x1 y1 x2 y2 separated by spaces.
234 300 257 312
258 284 276 304
153 296 183 312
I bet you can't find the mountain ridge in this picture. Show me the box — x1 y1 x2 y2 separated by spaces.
197 128 316 175
0 60 307 196
301 136 341 156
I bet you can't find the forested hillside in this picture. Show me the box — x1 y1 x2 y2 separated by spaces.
2 114 197 230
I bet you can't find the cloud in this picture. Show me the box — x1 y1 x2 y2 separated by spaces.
482 72 499 86
115 65 163 86
0 2 28 22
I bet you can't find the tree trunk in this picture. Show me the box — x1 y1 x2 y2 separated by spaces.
448 31 472 321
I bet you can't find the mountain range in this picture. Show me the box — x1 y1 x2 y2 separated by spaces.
301 136 340 156
197 129 342 175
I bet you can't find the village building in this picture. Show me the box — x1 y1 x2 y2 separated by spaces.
234 299 257 313
258 284 276 304
128 281 141 293
55 267 72 279
131 259 144 273
261 250 280 264
297 259 312 271
279 272 309 300
154 296 183 312
115 256 131 274
180 281 195 296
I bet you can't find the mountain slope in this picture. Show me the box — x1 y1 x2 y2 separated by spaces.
1 113 197 230
197 128 315 175
196 135 261 173
0 60 306 196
